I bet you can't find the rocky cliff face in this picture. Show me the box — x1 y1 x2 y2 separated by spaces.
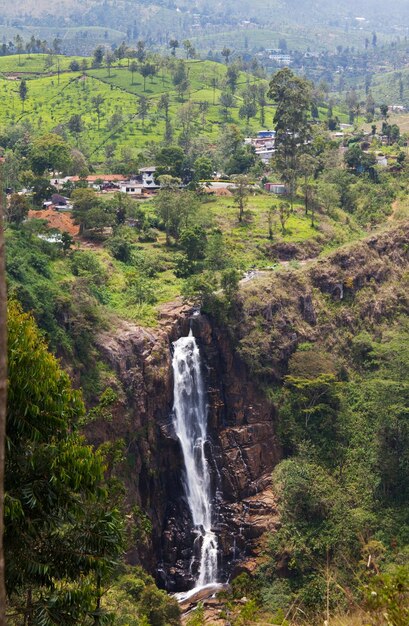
85 302 281 591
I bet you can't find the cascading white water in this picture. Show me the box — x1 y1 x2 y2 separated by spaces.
172 330 218 588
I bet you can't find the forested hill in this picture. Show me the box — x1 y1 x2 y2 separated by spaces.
2 0 409 33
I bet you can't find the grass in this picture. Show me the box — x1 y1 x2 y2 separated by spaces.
31 189 360 327
205 193 359 267
0 55 273 163
0 54 338 163
0 53 88 74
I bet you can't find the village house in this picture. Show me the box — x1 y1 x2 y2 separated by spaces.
265 182 288 195
51 174 127 191
245 130 276 164
119 180 144 195
139 166 159 189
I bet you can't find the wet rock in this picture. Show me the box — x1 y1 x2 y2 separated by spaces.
86 302 282 592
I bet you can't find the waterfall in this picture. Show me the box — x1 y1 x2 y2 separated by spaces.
172 330 218 588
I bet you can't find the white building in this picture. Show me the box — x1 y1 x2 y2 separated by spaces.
119 180 143 195
139 167 159 189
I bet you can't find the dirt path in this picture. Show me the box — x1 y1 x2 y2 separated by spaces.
239 258 315 287
388 200 400 222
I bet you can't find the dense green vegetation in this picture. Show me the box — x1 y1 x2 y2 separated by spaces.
3 47 409 626
5 301 180 625
199 222 409 624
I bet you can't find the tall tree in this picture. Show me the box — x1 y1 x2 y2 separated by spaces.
105 50 114 77
221 47 231 65
138 95 150 128
154 175 182 245
140 62 155 91
5 302 124 624
129 60 138 84
169 39 179 57
182 40 195 59
92 94 105 130
268 68 313 210
19 79 28 113
0 160 6 626
230 174 251 222
14 34 23 65
135 39 146 63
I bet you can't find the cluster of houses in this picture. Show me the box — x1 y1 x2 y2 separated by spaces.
245 129 276 164
52 168 160 199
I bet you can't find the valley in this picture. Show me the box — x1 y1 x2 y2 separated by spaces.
2 12 409 625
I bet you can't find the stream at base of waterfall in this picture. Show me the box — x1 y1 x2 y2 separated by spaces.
171 331 221 601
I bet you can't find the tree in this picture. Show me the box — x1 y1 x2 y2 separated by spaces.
61 231 73 253
257 84 267 127
155 180 197 245
52 37 61 54
154 175 182 245
220 268 240 303
268 68 313 210
138 95 150 128
344 144 376 176
345 89 359 124
158 93 170 122
194 156 213 181
277 201 291 234
177 102 199 150
366 91 376 121
30 133 71 175
93 45 105 67
380 103 389 121
172 61 189 101
220 91 235 121
129 60 138 84
156 145 185 179
299 153 317 215
179 226 207 261
226 65 239 93
221 47 231 64
0 162 6 626
135 40 146 63
317 180 340 217
169 39 179 56
205 229 228 270
5 193 30 225
230 174 251 222
267 204 275 239
71 188 100 235
183 40 195 59
239 92 257 125
19 79 28 113
105 50 114 77
140 62 155 91
182 271 218 310
68 114 84 146
14 34 23 65
92 95 105 130
5 302 125 624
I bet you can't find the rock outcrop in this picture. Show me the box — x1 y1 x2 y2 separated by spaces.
85 302 281 591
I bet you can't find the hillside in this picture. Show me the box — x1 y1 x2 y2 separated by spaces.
4 45 409 625
0 55 279 163
1 0 407 55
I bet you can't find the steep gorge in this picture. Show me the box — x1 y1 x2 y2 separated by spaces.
84 221 409 595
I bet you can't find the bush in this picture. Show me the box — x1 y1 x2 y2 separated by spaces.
108 237 133 263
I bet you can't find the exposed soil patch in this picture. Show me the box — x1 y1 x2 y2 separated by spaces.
28 208 79 236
